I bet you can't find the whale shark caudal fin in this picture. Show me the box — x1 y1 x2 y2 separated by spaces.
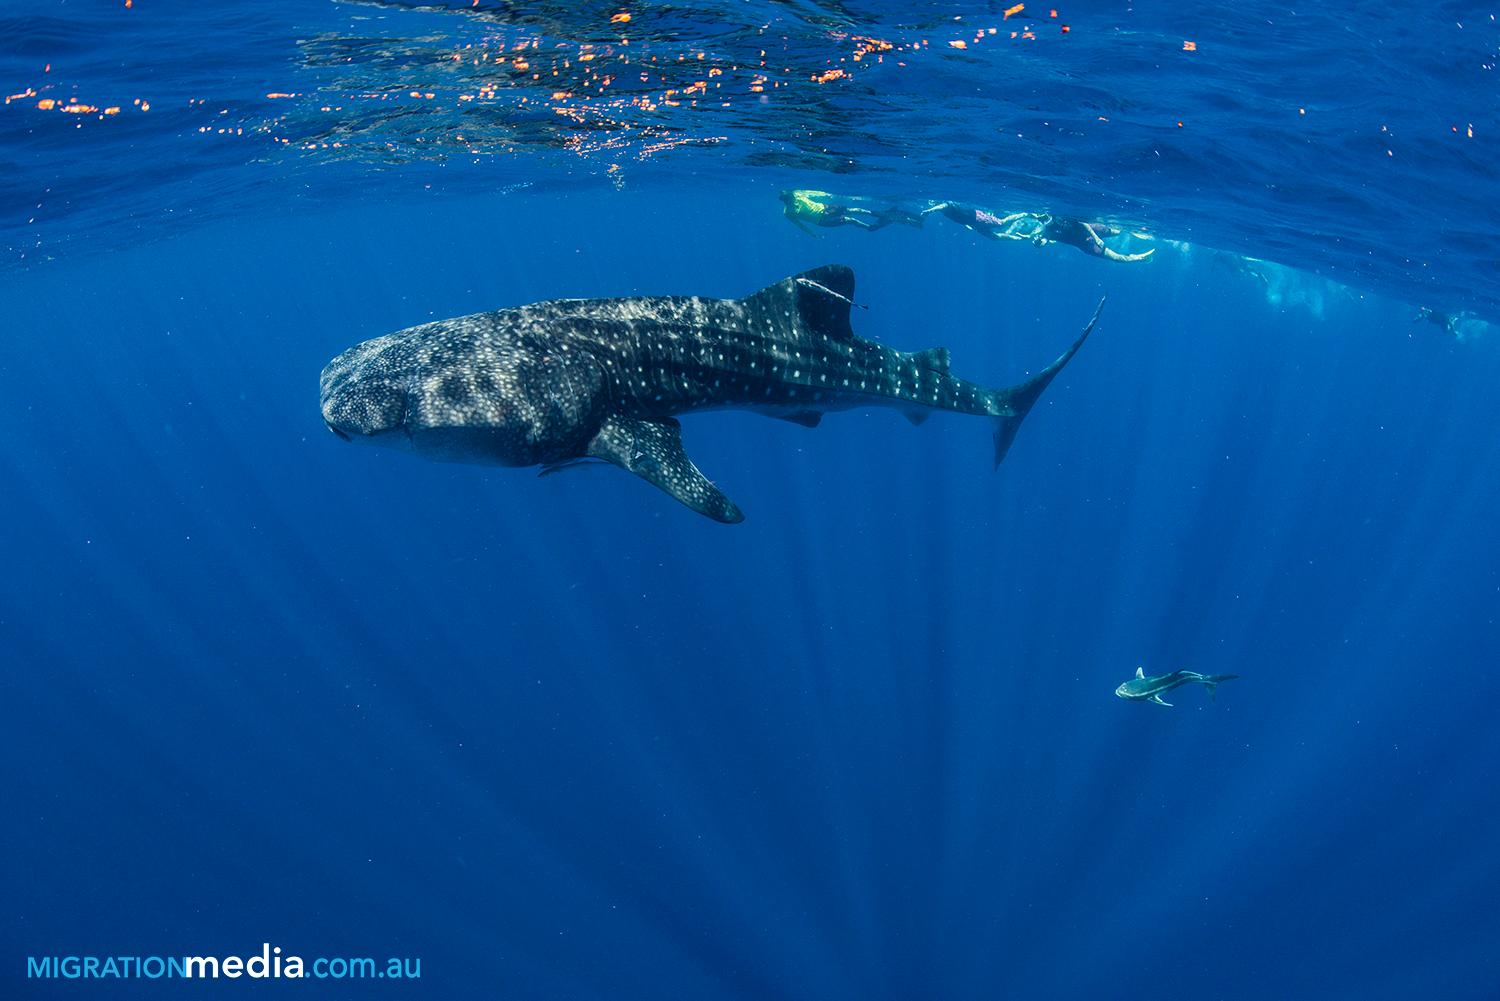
587 415 745 524
992 297 1106 468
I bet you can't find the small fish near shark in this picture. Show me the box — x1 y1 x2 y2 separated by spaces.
1115 668 1240 707
319 265 1103 522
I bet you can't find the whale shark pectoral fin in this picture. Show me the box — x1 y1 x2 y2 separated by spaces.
775 410 824 428
1149 694 1173 707
587 416 745 524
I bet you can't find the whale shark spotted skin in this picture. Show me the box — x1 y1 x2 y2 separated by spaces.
319 265 1102 522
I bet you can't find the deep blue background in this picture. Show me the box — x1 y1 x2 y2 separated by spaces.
3 187 1499 998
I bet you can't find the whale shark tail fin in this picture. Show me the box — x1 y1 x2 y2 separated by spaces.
992 297 1105 468
1202 674 1239 701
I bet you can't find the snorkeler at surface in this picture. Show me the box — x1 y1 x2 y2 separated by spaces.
928 202 1047 240
1038 216 1156 262
1415 307 1491 343
1415 307 1460 337
780 189 924 234
927 201 1155 262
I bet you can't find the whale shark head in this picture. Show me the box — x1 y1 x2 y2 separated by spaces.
320 316 607 467
320 333 415 446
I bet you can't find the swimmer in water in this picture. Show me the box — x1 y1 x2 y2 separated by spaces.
929 202 1156 262
928 202 1046 240
780 189 924 234
1415 307 1492 343
1039 216 1156 262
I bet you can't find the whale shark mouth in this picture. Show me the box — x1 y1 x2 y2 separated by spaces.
325 421 351 441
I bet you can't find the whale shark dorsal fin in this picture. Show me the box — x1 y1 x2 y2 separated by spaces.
741 264 856 342
1135 666 1145 679
587 415 745 524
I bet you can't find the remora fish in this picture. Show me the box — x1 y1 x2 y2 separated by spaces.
1115 668 1240 707
319 265 1102 522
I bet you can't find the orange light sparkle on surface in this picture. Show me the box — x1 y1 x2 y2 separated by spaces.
36 98 55 110
949 40 967 49
1183 40 1197 51
611 12 631 23
1004 4 1025 18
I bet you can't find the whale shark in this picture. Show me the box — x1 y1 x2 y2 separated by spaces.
319 265 1102 522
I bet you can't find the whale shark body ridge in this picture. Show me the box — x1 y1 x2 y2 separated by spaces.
320 265 1103 522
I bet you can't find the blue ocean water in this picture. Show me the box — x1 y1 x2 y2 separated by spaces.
3 3 1499 999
